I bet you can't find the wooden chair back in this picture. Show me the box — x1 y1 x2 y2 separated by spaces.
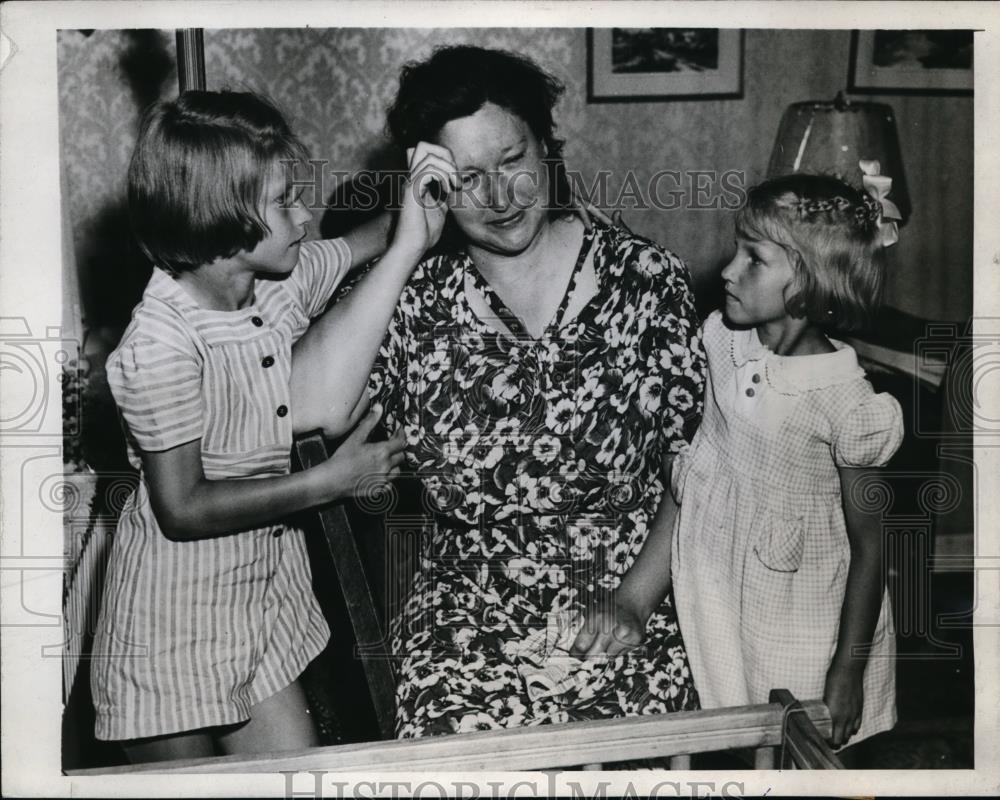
293 431 397 740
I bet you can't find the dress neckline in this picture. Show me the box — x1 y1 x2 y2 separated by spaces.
727 314 864 394
464 228 595 342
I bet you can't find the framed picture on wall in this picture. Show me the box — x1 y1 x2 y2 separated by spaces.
849 30 973 94
587 28 743 102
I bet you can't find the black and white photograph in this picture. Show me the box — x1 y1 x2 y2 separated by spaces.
589 27 743 100
611 29 722 73
849 29 975 94
0 2 997 797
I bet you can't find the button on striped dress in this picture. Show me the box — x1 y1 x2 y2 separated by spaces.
91 239 350 741
671 311 904 745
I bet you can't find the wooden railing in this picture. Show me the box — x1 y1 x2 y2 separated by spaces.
67 691 842 774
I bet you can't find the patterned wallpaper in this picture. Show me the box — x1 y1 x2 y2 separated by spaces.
58 27 973 327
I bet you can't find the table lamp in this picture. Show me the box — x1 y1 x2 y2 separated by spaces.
767 92 910 223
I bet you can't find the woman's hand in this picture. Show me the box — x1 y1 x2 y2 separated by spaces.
569 592 647 659
390 142 460 262
318 405 406 501
823 662 864 748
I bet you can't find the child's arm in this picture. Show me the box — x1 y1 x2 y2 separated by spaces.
291 143 459 436
570 456 678 658
340 211 393 270
144 407 403 541
825 465 887 747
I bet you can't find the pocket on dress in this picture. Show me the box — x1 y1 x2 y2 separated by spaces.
753 513 806 573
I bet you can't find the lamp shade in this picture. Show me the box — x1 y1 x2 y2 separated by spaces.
767 97 910 223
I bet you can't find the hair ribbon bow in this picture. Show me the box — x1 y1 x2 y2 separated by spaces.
859 159 901 247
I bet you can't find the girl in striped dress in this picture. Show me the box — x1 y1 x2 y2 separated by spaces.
670 169 905 751
90 90 460 762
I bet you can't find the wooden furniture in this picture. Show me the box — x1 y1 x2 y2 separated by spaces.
293 432 397 740
769 689 844 769
67 692 841 774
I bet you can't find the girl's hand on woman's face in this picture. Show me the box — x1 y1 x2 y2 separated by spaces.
391 142 460 261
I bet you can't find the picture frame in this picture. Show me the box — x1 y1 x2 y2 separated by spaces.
848 30 973 95
586 28 743 102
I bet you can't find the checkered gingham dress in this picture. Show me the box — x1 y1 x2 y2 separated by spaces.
670 311 903 744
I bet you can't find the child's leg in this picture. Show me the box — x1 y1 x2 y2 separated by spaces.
123 730 216 764
216 679 319 755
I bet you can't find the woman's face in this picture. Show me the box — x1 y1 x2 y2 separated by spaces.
435 102 550 257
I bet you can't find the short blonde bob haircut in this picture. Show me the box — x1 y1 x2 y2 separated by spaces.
736 173 887 332
128 90 308 274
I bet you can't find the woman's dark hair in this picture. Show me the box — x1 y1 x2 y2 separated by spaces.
128 90 307 274
736 173 887 332
387 45 573 218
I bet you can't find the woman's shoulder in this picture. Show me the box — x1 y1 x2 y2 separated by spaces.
392 250 467 319
594 221 692 289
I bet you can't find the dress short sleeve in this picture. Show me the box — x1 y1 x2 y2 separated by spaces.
107 336 203 453
831 390 904 468
284 238 352 319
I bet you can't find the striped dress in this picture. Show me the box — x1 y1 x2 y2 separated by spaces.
91 239 349 741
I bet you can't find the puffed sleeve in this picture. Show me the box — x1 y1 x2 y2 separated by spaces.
284 238 352 319
646 248 707 454
831 390 904 468
106 335 203 453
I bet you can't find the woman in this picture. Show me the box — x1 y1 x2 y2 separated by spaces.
297 45 707 738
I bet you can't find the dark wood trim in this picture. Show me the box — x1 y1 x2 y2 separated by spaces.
294 432 397 740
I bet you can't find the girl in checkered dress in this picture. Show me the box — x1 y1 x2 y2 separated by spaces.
91 91 460 762
670 169 904 749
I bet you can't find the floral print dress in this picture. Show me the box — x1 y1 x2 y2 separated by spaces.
365 222 706 738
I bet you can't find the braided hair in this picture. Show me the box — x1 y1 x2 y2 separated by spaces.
736 173 886 332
